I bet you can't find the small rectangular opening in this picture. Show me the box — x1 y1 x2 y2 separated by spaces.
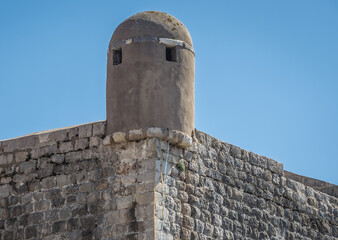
113 49 122 65
166 47 176 62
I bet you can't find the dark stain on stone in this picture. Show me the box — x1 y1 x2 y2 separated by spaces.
129 201 138 233
125 233 138 240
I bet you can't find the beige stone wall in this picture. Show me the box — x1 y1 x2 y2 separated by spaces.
284 171 338 198
154 130 338 240
0 121 156 240
0 123 337 240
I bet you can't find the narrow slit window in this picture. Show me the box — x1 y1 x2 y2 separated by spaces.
166 47 176 62
113 49 122 65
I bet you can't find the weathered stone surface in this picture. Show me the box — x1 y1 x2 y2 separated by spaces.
154 130 338 240
128 129 143 141
59 141 73 153
146 127 164 138
0 122 159 240
285 170 338 198
112 132 126 143
78 124 92 138
106 12 194 136
92 121 106 137
0 154 13 165
0 124 337 240
0 185 10 199
14 151 29 163
102 135 112 146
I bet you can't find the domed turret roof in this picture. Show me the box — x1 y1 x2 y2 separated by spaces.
110 11 193 47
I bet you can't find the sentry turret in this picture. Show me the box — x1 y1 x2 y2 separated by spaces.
106 11 195 135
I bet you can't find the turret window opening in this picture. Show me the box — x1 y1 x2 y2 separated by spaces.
166 47 177 62
113 48 122 65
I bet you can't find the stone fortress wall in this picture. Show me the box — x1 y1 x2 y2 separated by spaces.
0 121 337 239
284 171 338 198
155 130 337 240
0 121 157 240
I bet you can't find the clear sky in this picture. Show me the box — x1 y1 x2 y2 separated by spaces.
0 1 337 184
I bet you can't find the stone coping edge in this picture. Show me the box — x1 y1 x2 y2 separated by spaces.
108 36 195 55
0 120 106 143
103 127 192 148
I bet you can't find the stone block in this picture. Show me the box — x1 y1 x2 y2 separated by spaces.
4 135 36 152
252 166 263 177
79 182 95 193
87 191 100 203
52 221 66 234
18 160 37 174
267 159 283 175
103 135 112 146
59 207 72 220
68 127 79 139
121 174 136 187
28 180 41 192
51 154 65 164
116 195 133 210
31 145 58 158
0 176 12 184
65 151 83 162
25 225 37 239
0 154 13 165
56 175 71 187
178 133 193 148
89 136 101 148
78 124 92 138
128 129 144 141
38 132 52 144
52 198 65 208
74 138 89 150
28 212 44 225
0 185 11 199
262 170 272 181
51 129 68 142
230 146 242 159
88 169 101 182
92 121 106 137
59 141 73 153
146 127 164 138
67 218 80 231
14 151 29 163
34 200 50 212
112 132 126 142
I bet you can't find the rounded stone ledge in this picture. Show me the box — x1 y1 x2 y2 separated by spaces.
108 36 195 55
103 127 192 148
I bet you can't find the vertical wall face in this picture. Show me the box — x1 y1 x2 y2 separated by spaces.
0 124 337 239
106 11 195 136
153 131 338 240
0 122 156 240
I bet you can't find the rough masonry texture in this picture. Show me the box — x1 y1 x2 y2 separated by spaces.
1 10 337 240
0 122 337 239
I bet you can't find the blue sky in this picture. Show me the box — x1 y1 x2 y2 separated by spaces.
0 1 337 184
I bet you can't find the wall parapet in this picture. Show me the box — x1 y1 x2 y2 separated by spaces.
285 170 338 198
0 121 106 154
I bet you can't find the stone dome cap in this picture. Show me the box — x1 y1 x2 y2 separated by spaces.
109 11 193 48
